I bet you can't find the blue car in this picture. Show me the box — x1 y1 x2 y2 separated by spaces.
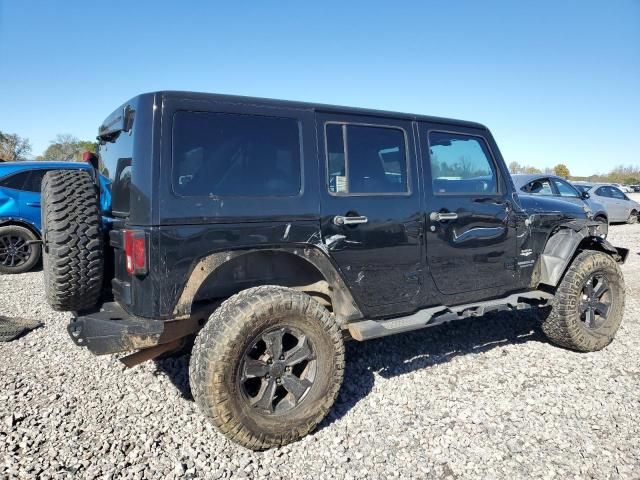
0 161 101 274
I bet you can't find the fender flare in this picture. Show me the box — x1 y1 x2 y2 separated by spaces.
0 217 41 238
172 245 363 324
538 222 628 287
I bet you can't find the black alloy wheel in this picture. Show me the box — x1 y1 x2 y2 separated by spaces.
0 233 32 269
0 225 40 274
238 326 317 415
579 272 612 330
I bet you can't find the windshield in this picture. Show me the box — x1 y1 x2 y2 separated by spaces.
574 184 592 193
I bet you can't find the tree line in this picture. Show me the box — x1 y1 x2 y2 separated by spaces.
508 161 639 185
0 130 96 163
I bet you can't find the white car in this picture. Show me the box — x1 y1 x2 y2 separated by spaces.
574 183 640 223
614 183 633 193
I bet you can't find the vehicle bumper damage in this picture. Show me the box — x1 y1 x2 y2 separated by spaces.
67 302 207 366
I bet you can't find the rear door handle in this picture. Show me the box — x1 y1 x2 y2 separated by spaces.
430 211 458 222
333 215 368 226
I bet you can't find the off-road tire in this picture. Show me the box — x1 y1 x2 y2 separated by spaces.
0 225 41 274
190 286 344 450
540 250 625 352
627 210 638 224
41 170 103 311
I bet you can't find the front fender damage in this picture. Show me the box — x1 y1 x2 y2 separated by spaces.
538 220 628 287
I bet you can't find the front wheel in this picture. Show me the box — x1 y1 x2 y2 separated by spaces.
540 250 625 352
0 225 41 274
189 286 344 450
627 210 638 224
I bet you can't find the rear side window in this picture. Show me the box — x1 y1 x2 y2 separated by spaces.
0 171 30 190
428 132 497 195
172 111 302 197
22 169 50 192
326 123 408 195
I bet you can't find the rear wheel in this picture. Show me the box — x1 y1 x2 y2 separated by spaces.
190 286 344 450
0 225 41 274
627 210 638 224
540 250 625 352
41 170 103 311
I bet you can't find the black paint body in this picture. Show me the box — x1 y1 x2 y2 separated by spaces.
96 91 601 324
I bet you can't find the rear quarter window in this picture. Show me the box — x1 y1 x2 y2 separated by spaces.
172 111 302 198
0 171 30 190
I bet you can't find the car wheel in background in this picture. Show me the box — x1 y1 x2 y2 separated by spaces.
0 225 41 274
627 210 638 224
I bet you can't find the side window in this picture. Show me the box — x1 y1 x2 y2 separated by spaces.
326 123 408 194
610 187 625 200
523 178 553 195
0 171 30 190
595 187 608 197
172 111 302 197
428 132 497 195
22 169 50 192
552 178 579 197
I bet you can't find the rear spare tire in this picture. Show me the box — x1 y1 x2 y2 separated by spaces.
41 169 103 311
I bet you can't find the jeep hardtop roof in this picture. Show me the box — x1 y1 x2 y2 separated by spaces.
108 91 488 131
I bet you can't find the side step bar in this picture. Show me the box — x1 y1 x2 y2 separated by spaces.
347 290 554 341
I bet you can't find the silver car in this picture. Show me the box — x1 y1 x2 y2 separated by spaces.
511 174 609 224
574 183 640 223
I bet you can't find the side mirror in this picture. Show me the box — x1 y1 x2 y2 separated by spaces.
581 191 590 200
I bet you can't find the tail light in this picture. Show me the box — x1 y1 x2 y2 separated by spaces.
123 230 147 275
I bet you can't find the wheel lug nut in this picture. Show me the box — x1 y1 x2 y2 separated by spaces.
279 355 284 360
285 366 291 372
276 378 282 385
267 359 273 364
265 374 270 379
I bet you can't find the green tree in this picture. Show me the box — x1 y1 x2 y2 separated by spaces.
0 130 32 161
553 164 570 178
38 134 97 162
524 166 542 174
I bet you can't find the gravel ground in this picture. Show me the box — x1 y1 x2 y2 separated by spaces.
2 219 640 479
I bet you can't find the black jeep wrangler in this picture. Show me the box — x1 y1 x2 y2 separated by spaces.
40 92 628 450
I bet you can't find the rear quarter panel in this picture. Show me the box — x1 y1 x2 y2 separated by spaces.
123 94 323 319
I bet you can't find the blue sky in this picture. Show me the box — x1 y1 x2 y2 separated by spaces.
0 0 638 176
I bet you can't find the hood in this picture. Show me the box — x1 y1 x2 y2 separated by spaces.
516 193 590 220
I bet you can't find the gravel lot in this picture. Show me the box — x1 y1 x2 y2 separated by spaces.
2 217 640 479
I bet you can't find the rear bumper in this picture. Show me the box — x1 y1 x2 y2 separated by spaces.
68 302 204 355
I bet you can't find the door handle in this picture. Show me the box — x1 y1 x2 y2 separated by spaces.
26 202 41 207
430 211 458 222
333 215 368 226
